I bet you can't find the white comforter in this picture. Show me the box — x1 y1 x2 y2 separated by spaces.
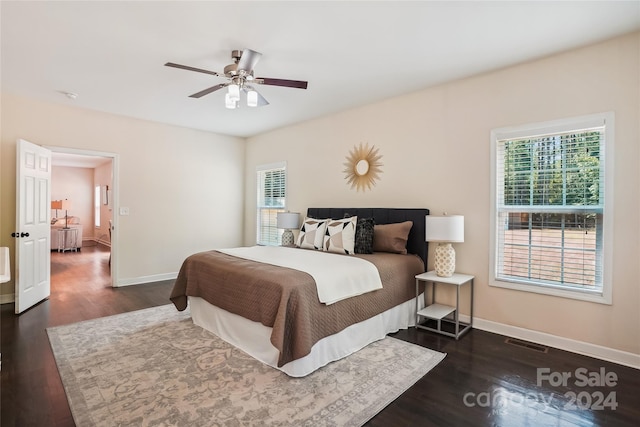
218 246 383 304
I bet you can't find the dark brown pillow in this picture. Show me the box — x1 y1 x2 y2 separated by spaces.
373 221 413 254
354 217 375 254
344 213 375 254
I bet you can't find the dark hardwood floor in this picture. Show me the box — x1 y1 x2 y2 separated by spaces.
1 245 638 426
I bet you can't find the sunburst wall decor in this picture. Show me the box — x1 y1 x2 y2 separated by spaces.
343 142 383 192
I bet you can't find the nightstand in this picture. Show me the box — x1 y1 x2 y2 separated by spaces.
58 228 79 252
415 271 474 339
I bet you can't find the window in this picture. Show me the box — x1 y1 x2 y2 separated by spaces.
94 185 101 227
256 162 287 246
490 113 613 304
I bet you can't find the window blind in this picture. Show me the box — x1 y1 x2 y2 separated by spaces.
256 163 286 246
495 125 605 292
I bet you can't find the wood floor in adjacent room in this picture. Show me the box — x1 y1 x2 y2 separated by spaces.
1 244 639 426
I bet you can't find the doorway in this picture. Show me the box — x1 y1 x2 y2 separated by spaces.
49 147 118 288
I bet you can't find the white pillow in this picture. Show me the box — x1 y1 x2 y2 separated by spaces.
324 216 357 254
296 217 328 250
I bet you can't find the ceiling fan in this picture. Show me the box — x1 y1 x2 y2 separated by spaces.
165 49 308 109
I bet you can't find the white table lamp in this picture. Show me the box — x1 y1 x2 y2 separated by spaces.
277 212 300 246
425 215 464 277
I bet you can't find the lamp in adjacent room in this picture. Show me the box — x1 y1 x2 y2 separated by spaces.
51 200 62 219
60 199 72 229
277 212 300 246
425 214 464 277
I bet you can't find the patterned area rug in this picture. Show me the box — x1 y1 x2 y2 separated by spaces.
47 304 445 427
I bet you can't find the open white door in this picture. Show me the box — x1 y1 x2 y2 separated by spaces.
15 139 51 314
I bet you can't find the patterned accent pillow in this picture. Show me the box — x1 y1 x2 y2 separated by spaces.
296 217 328 250
324 216 357 254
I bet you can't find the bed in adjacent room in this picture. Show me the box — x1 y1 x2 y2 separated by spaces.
170 207 429 377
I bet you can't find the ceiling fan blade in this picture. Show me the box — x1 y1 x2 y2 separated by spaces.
189 83 227 98
165 62 220 77
243 86 269 107
237 49 262 73
256 77 308 90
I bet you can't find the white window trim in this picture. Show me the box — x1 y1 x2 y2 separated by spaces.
94 185 101 228
489 112 614 305
256 161 287 246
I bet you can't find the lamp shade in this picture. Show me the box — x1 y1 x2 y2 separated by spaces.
225 93 236 109
247 90 258 107
425 215 464 243
51 200 63 210
228 84 240 101
277 212 300 229
60 199 71 210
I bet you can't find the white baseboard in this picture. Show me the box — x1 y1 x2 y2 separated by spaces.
116 272 177 287
462 315 640 370
93 238 111 247
0 294 15 305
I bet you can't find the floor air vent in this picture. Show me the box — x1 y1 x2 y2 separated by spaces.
505 338 549 353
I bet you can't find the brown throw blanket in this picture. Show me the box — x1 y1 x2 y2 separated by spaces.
170 250 424 367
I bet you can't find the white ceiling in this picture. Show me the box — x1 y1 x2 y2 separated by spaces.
2 1 639 139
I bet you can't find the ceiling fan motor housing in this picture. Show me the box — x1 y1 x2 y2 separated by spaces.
231 50 243 62
225 51 255 81
224 63 238 77
224 49 244 77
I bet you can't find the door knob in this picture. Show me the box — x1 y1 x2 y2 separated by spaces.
21 232 30 238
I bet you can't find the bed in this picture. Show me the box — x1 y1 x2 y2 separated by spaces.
170 207 429 377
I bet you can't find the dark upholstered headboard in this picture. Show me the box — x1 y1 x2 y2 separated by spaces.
306 208 430 267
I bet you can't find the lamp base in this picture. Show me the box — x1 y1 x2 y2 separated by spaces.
434 243 456 277
281 229 295 246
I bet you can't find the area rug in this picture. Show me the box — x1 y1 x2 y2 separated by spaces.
47 304 445 427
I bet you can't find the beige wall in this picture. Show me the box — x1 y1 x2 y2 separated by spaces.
245 33 640 356
1 93 245 293
52 165 94 241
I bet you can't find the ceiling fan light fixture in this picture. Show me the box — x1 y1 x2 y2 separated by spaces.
166 48 308 108
228 84 240 101
247 90 258 107
225 93 236 109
